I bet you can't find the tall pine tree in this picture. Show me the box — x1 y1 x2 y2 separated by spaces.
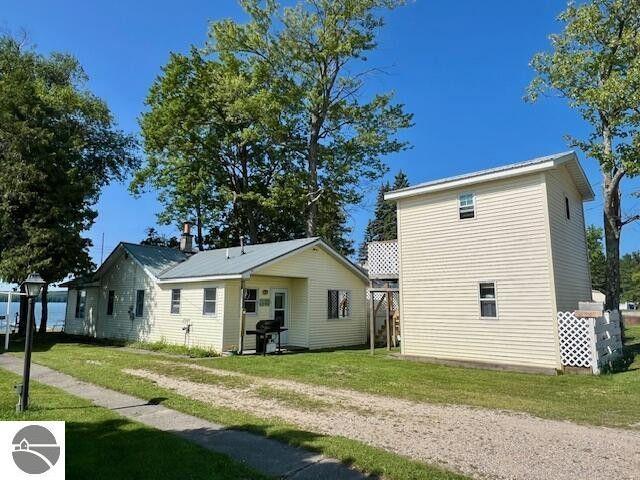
358 171 409 262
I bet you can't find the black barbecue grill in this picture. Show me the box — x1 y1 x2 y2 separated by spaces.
245 319 288 355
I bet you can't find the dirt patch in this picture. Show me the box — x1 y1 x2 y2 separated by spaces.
123 363 640 480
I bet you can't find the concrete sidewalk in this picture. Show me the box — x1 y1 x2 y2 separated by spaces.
0 354 366 479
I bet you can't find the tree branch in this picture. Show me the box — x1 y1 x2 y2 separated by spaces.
621 214 640 227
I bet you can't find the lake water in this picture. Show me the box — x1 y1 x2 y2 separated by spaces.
0 301 67 330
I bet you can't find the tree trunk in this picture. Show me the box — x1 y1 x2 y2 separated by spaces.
39 283 48 335
18 283 27 336
306 118 321 237
195 204 204 251
603 178 622 311
601 124 622 313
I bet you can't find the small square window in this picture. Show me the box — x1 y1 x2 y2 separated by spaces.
244 288 257 314
459 193 475 219
203 288 216 315
170 289 181 314
479 282 497 318
328 290 351 319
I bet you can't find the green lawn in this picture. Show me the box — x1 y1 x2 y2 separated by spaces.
0 369 267 480
2 337 467 480
3 327 639 480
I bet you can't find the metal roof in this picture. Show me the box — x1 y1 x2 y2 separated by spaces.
158 237 320 280
120 243 189 277
385 151 595 201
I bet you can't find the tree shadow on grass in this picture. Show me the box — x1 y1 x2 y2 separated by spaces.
65 418 265 480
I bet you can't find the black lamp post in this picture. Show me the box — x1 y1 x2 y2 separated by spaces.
16 272 45 412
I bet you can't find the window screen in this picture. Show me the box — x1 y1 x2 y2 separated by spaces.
107 290 115 315
203 288 216 315
135 290 144 317
244 289 257 314
459 193 475 219
479 282 497 318
328 290 351 319
170 289 181 314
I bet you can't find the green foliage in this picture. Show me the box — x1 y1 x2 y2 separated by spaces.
0 35 137 284
358 171 409 261
140 227 179 248
586 225 607 292
211 0 413 242
620 251 640 303
527 0 640 175
134 48 305 249
527 0 640 309
127 337 220 358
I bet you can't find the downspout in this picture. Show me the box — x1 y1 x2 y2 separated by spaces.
238 279 245 354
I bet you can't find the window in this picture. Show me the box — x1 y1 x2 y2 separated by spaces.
565 196 571 220
75 290 86 318
328 290 351 319
170 289 181 314
135 290 144 317
203 288 216 315
479 282 497 318
106 290 115 315
244 288 257 314
459 193 475 219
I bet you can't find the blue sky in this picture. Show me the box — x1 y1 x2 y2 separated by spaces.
2 0 639 264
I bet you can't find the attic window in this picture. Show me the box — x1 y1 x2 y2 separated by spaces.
565 196 571 220
459 193 475 219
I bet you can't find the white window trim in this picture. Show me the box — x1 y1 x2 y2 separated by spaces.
478 281 498 319
328 289 352 320
202 287 217 316
170 288 181 315
243 288 258 316
458 192 476 220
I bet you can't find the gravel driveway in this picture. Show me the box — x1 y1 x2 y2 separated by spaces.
124 363 640 480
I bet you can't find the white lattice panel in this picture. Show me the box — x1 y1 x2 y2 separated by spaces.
367 241 399 279
557 311 593 368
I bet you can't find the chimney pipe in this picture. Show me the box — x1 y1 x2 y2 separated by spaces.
180 221 193 253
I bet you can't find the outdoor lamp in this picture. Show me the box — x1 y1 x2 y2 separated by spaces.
16 272 45 412
22 272 45 298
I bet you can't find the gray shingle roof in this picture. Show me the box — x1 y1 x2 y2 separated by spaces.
121 243 189 277
159 237 319 280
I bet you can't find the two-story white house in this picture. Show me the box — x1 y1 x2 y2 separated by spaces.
385 151 594 373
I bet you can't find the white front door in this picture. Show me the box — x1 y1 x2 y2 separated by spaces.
271 288 288 344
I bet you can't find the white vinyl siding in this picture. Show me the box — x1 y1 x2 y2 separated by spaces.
545 167 592 311
397 172 560 369
66 248 225 351
255 246 367 350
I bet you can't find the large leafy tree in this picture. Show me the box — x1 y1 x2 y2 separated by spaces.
620 251 640 303
134 49 303 249
212 0 413 241
528 0 640 310
586 225 608 292
0 35 137 333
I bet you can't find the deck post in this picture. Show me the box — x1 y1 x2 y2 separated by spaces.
385 291 391 351
369 292 375 355
4 290 11 350
238 279 245 354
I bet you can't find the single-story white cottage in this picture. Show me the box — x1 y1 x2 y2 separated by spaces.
64 236 368 353
384 151 595 373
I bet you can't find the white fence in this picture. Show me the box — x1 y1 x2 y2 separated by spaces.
367 240 398 279
557 310 623 374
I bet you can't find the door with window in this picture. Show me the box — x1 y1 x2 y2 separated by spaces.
271 288 288 344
